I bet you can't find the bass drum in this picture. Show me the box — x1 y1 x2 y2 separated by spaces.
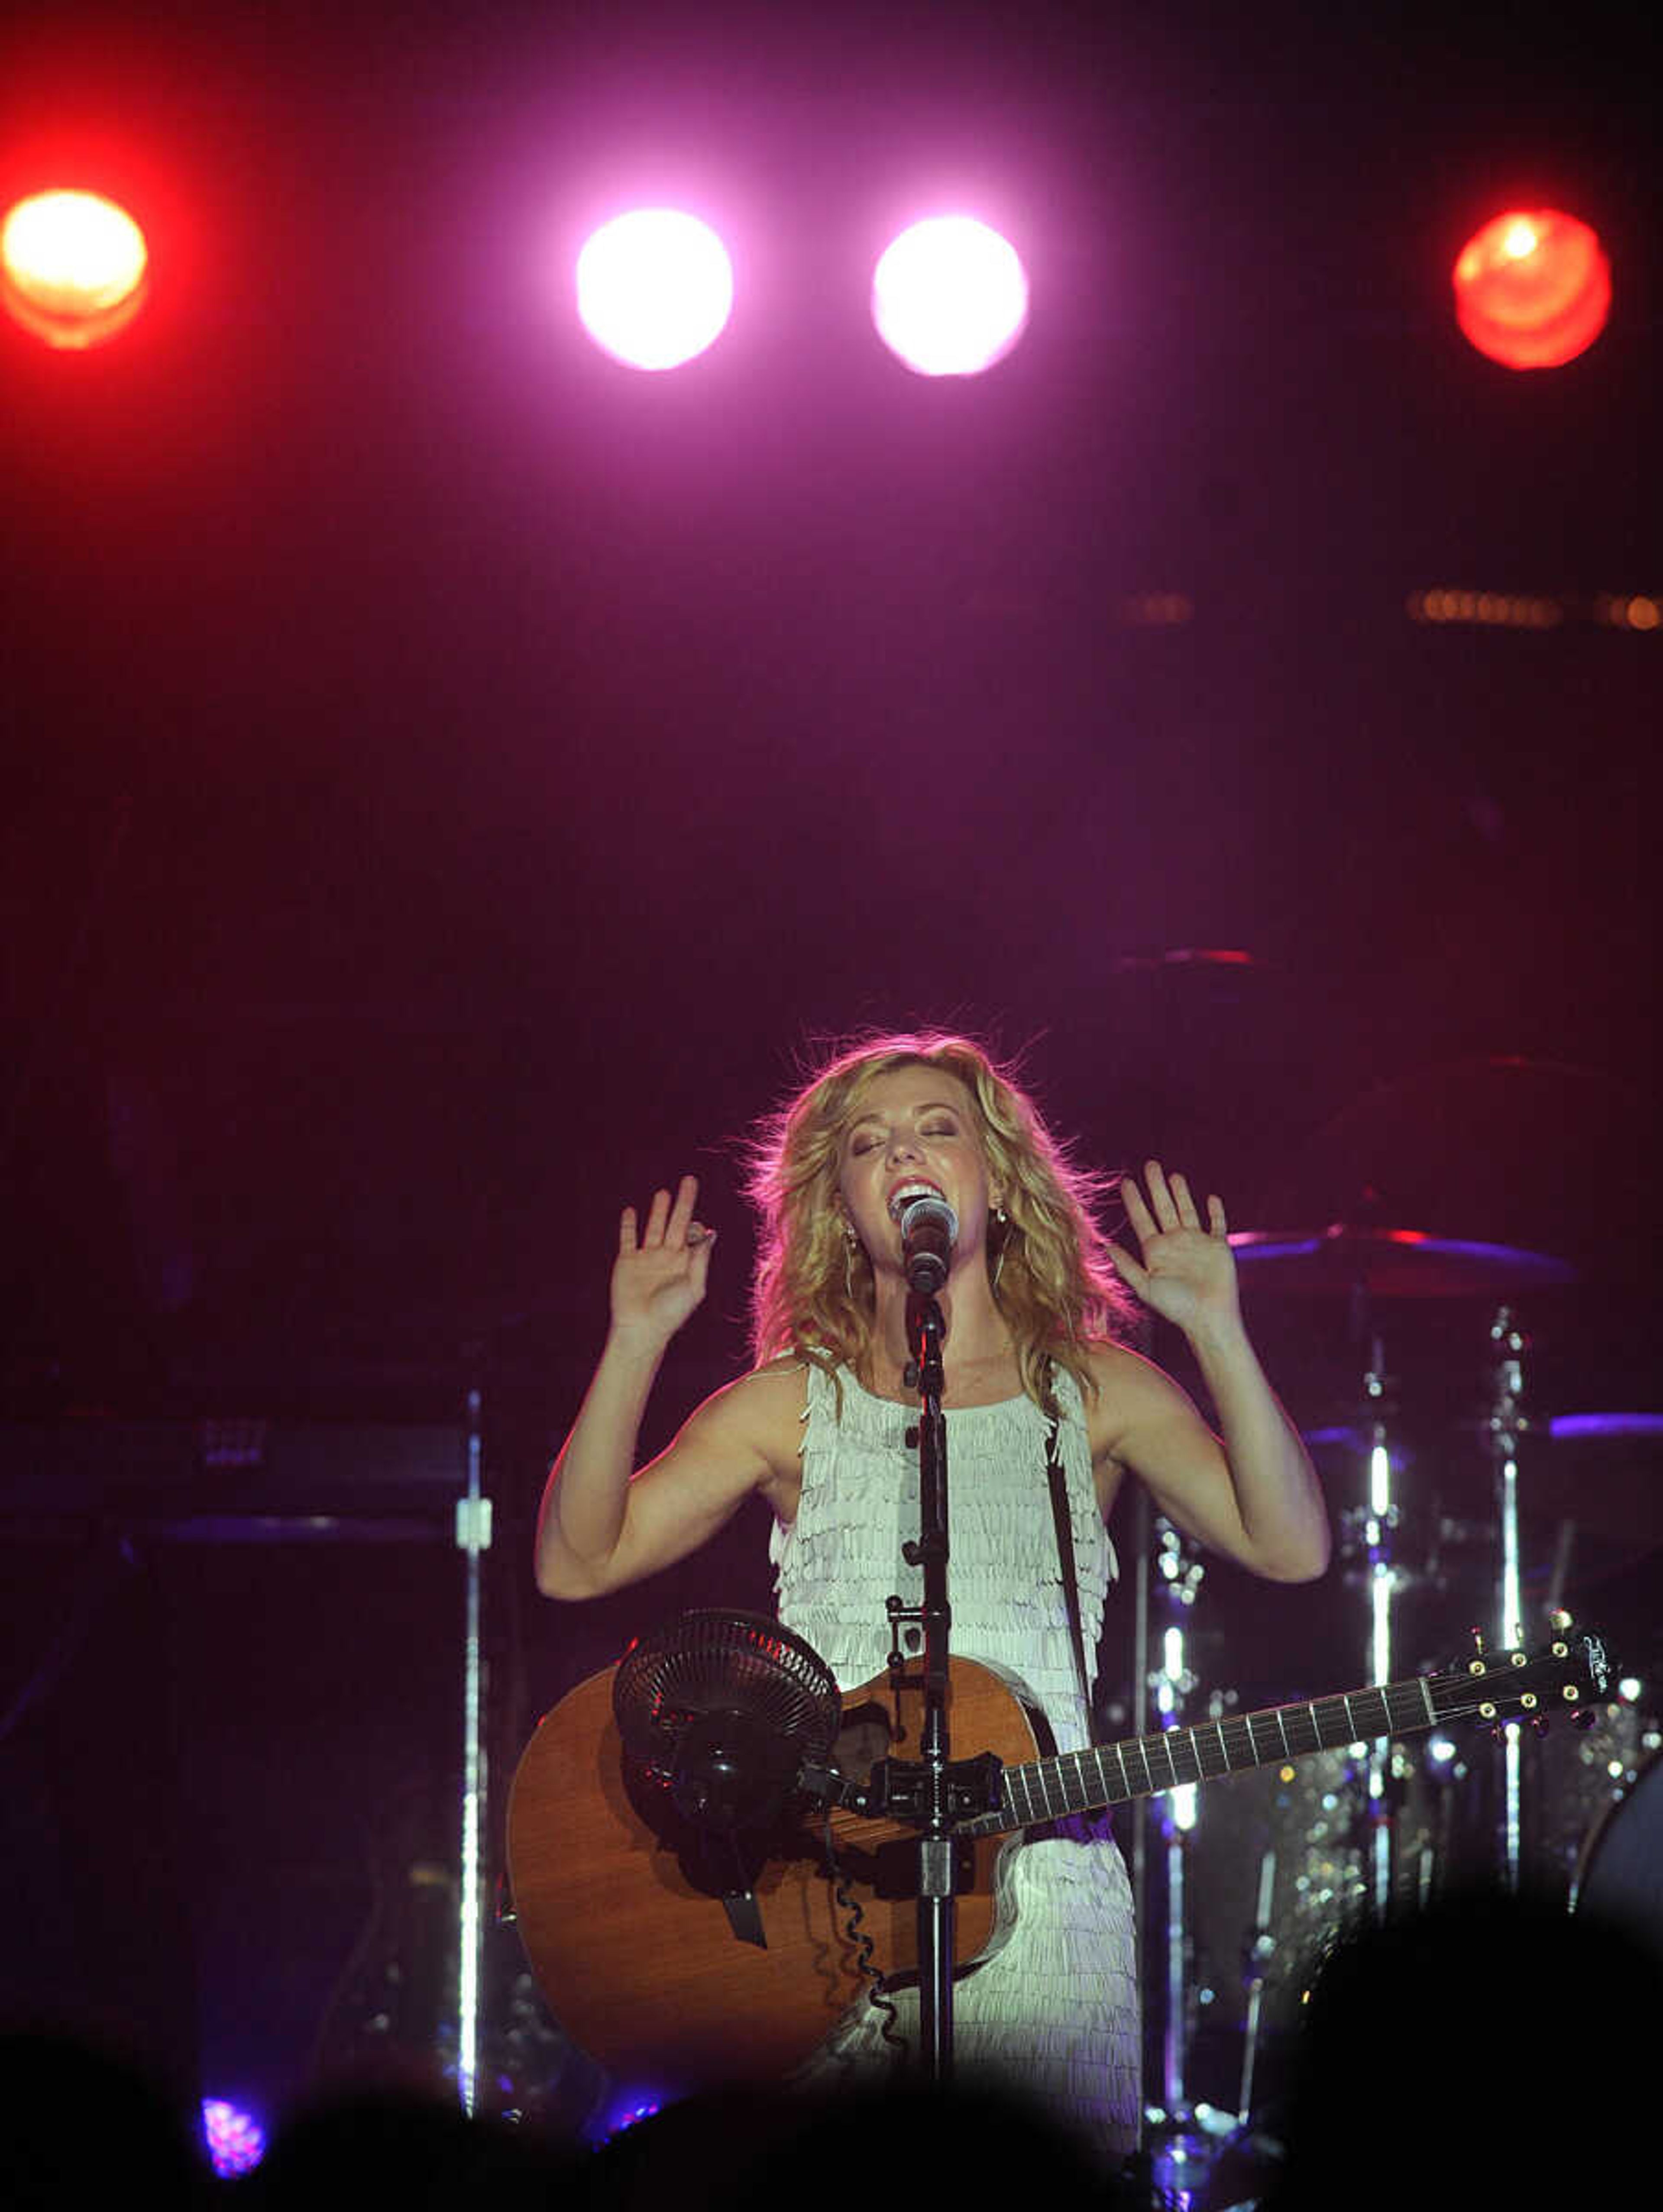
1532 1694 1657 1895
1185 1739 1454 2038
1571 1748 1663 1964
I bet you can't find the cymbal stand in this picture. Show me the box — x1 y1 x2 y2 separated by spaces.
1357 1324 1402 1917
1332 1292 1405 1917
1235 1845 1278 2130
1484 1308 1530 1890
454 1385 493 2113
1145 1519 1212 2194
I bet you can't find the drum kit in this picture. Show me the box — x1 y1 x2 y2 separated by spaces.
1139 1207 1661 2191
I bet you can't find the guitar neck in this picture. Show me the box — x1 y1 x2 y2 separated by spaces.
966 1673 1440 1838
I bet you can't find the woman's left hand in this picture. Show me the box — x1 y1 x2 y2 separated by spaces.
1107 1161 1242 1339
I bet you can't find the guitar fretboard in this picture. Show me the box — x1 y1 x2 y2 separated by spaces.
965 1674 1440 1838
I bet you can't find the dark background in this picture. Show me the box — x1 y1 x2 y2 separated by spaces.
1 0 1659 2132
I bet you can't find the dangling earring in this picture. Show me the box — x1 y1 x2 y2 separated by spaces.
991 1204 1010 1295
843 1220 860 1297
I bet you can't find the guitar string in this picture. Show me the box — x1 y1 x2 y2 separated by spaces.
1005 1678 1498 1816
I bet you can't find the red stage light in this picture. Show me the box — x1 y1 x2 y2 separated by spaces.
1452 207 1610 370
1 187 149 349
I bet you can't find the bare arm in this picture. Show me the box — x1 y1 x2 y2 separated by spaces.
534 1175 797 1600
1100 1162 1330 1584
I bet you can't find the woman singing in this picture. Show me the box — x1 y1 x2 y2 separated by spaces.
535 1031 1328 2161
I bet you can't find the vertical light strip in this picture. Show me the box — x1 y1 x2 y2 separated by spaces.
1165 1625 1197 1831
1369 1441 1392 1690
1499 1450 1522 1887
1366 1429 1393 1913
456 1391 492 2114
1164 1831 1186 2113
1499 1452 1522 1650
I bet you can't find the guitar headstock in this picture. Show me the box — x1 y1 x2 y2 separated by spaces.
1426 1613 1614 1734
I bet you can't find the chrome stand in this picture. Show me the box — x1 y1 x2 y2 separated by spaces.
1145 1519 1230 2201
1485 1309 1530 1890
1359 1330 1403 1915
1331 1311 1407 1918
1154 1522 1205 2118
1235 1846 1278 2130
454 1386 493 2112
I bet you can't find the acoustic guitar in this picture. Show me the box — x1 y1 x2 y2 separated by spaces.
506 1621 1608 2098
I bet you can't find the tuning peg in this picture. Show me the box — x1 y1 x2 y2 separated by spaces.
1530 1715 1550 1738
1572 1708 1600 1733
1548 1608 1573 1632
1469 1627 1486 1655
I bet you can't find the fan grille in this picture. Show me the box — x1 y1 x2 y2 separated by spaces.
612 1608 841 1778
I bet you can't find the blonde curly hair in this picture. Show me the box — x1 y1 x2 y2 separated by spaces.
744 1031 1133 1411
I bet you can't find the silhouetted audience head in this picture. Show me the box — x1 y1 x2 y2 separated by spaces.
1263 1883 1661 2210
0 2023 210 2211
589 2072 1138 2212
246 2080 577 2212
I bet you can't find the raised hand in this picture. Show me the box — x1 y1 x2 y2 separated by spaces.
1107 1161 1242 1339
611 1174 716 1346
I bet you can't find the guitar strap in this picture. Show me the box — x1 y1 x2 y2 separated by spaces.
1043 1380 1100 1747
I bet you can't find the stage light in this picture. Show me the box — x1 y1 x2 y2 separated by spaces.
1116 592 1195 627
1603 593 1660 632
871 215 1029 377
1407 588 1563 629
1 188 149 349
201 2099 266 2177
591 2093 663 2146
1452 207 1610 370
574 209 734 371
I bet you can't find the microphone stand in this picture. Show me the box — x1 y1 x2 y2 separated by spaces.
808 1217 1003 2086
894 1284 957 2082
823 1279 999 2083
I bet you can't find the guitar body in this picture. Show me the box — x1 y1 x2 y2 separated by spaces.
506 1657 1046 2096
505 1615 1606 2099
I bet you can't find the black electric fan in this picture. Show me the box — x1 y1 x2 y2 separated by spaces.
612 1608 842 1835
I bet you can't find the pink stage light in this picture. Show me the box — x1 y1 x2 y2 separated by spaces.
574 209 734 371
870 216 1029 377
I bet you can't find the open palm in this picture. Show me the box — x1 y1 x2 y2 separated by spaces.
1107 1161 1240 1335
611 1174 715 1343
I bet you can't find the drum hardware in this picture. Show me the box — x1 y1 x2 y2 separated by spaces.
1235 1847 1278 2130
1569 1744 1663 1962
1235 1231 1577 1890
1301 1318 1414 1918
1358 1330 1403 1916
1142 1517 1240 2200
1540 1682 1657 1896
1482 1309 1526 1887
1151 1518 1202 2130
1202 1223 1584 2152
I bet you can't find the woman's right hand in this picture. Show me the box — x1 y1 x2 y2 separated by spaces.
609 1174 716 1346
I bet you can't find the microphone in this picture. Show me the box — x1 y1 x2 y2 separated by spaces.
893 1191 958 1294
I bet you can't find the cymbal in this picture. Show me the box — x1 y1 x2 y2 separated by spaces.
1229 1224 1576 1298
1524 1414 1663 1545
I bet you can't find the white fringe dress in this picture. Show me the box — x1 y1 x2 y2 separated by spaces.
770 1363 1142 2159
